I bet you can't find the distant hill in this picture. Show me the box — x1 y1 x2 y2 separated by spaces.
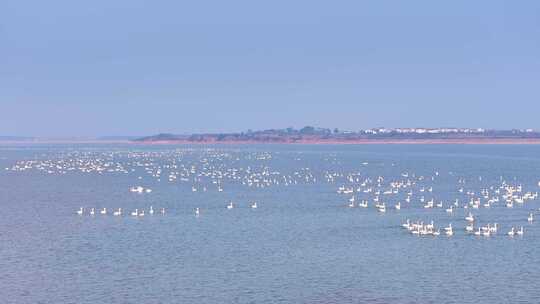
134 127 540 144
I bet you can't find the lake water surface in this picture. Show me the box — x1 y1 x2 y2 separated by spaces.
1 144 539 304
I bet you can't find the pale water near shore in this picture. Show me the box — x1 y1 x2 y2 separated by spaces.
1 144 539 303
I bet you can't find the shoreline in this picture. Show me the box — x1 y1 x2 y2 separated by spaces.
133 138 540 145
3 138 540 145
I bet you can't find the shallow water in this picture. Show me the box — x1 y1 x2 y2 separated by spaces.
1 144 539 304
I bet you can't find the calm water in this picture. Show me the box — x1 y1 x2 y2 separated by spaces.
1 144 539 304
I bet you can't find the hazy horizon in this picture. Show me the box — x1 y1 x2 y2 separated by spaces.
3 125 540 140
3 1 540 137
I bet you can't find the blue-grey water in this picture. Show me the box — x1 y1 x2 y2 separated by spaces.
1 144 539 304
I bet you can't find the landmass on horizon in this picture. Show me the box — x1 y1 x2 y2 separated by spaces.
134 127 540 144
4 127 540 144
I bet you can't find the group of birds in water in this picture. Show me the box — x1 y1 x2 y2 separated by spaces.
75 200 259 217
7 149 540 239
401 218 527 237
76 206 165 217
340 173 539 238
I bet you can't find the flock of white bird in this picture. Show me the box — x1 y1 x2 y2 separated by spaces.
75 200 259 217
7 149 540 238
340 173 538 237
76 206 165 217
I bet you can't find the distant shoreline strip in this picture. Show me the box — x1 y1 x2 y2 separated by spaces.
3 138 540 145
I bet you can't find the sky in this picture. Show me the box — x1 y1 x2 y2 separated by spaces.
2 0 540 136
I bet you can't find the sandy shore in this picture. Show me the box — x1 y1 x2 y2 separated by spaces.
3 138 540 145
131 138 540 145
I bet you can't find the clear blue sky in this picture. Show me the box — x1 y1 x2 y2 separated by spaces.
2 1 540 136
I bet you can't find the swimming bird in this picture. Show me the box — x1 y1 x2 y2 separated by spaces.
100 207 107 215
227 201 234 209
251 202 258 209
149 206 154 215
528 213 534 222
90 208 95 216
402 219 411 229
508 227 515 236
113 208 122 216
76 207 83 215
131 209 138 216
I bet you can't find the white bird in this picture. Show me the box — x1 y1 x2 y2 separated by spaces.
508 227 515 236
517 226 524 236
227 201 234 209
131 209 138 216
76 207 83 215
395 202 401 210
465 212 475 222
100 208 107 215
149 206 154 215
161 208 165 215
402 219 411 229
90 208 95 216
113 208 122 216
195 207 200 216
251 202 258 209
528 213 534 222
